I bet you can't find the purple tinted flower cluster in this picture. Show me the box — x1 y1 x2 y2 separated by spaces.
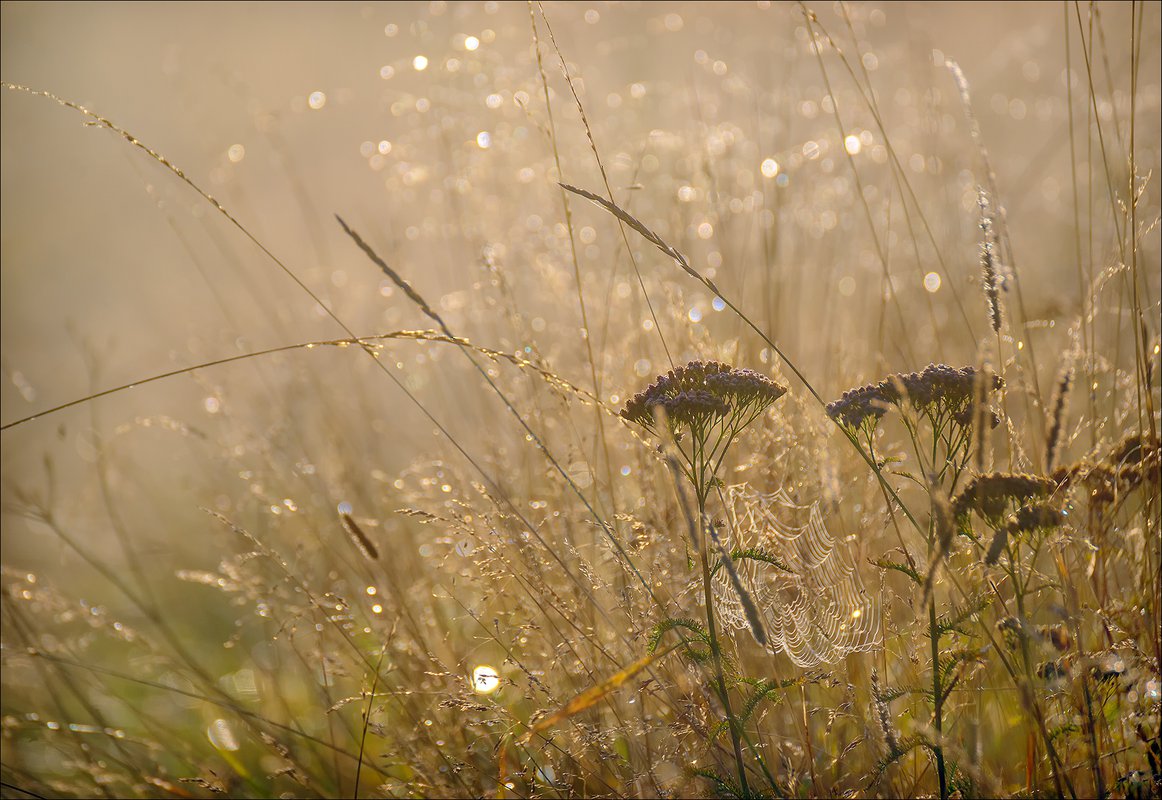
825 383 894 430
620 360 787 434
704 367 788 412
826 364 1003 431
621 387 729 429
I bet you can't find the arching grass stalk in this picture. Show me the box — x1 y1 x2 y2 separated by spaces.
622 361 787 797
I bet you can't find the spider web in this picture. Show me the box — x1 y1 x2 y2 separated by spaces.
712 484 881 667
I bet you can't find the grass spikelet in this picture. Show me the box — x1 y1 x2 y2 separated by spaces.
978 189 1004 334
339 510 379 562
561 182 719 295
870 668 900 757
1045 363 1074 473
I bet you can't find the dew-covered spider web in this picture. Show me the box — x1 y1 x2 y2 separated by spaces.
711 484 881 667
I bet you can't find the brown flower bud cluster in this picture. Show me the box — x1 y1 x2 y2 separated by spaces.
620 360 786 435
1050 433 1160 508
826 364 1003 431
952 472 1056 525
983 500 1067 565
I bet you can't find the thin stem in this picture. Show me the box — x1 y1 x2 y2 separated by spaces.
929 594 949 800
698 499 750 798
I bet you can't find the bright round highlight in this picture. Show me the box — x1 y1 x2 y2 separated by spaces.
472 665 501 694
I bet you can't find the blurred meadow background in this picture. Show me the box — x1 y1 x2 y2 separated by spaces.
1 2 1159 798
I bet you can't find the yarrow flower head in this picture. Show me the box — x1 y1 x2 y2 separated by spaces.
621 360 788 502
826 364 1003 432
621 360 787 437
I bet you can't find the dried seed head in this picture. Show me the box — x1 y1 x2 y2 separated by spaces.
1107 433 1161 488
1051 433 1160 509
1036 656 1072 685
1008 503 1065 536
997 616 1026 651
1036 624 1072 652
953 472 1056 525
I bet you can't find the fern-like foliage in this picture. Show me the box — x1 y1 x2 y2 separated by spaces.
690 767 743 799
935 594 993 636
648 617 714 664
938 647 987 688
647 617 709 653
866 733 929 789
872 555 922 585
728 547 794 573
737 674 822 726
873 682 912 704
